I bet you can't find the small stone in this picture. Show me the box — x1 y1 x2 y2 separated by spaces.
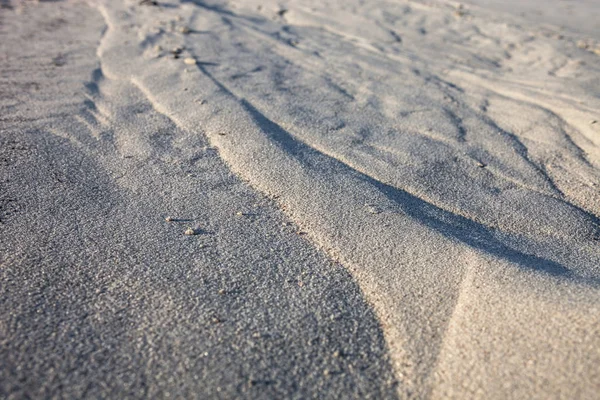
218 289 225 295
184 227 196 235
591 120 598 125
165 216 174 222
365 204 381 214
235 211 244 216
577 40 589 50
179 26 191 34
184 57 196 65
52 54 66 67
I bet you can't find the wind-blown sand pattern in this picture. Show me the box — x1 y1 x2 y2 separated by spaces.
1 0 599 399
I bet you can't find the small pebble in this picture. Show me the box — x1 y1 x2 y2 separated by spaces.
165 216 174 222
577 40 589 50
591 120 598 125
184 227 196 235
179 26 191 34
184 57 197 65
365 204 381 214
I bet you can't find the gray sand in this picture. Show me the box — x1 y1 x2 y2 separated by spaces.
0 3 397 399
2 0 600 398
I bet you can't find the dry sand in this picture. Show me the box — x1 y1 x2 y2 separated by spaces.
1 0 599 399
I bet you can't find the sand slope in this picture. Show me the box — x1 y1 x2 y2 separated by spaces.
2 0 600 398
0 2 397 398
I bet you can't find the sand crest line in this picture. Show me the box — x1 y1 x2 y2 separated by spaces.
90 0 600 397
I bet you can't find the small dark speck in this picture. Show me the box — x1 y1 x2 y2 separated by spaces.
249 379 275 387
52 54 66 67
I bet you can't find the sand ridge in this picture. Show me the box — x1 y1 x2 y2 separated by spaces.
90 0 600 398
1 0 600 398
0 2 398 398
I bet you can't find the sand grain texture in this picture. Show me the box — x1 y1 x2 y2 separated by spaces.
1 0 600 399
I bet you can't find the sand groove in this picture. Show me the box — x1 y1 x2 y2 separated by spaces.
89 1 600 397
2 0 598 398
1 2 401 398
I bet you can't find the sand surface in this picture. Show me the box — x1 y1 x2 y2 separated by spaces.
1 0 599 399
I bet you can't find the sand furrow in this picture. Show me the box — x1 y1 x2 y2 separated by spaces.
3 0 600 398
1 2 400 398
89 2 600 398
